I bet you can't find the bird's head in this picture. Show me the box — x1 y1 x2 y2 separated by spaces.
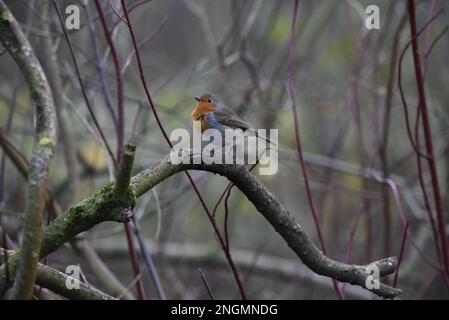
192 93 223 122
194 93 219 110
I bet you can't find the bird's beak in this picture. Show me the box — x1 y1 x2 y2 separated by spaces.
194 96 200 102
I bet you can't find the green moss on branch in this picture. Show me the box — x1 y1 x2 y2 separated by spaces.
40 183 135 258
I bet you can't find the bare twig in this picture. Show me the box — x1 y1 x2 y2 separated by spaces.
131 214 166 300
406 0 449 277
120 0 247 299
198 268 215 300
94 0 125 162
286 0 343 299
82 0 118 132
51 0 117 171
40 0 79 203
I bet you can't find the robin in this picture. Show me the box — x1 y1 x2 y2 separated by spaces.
191 93 274 145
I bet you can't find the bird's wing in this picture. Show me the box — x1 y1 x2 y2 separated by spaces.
211 107 252 131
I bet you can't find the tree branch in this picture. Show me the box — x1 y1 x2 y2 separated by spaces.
1 250 115 300
131 152 402 298
113 144 136 199
35 263 116 300
0 146 136 295
39 145 136 258
0 0 56 299
1 151 402 298
0 126 135 299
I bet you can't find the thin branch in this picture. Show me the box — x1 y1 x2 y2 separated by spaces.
198 268 215 300
119 0 247 299
407 0 449 277
73 241 136 299
40 0 79 204
96 3 162 296
51 0 117 171
0 249 116 300
82 0 118 132
36 263 116 300
393 221 409 288
94 0 125 162
397 6 444 160
0 128 28 178
286 0 343 299
131 215 166 300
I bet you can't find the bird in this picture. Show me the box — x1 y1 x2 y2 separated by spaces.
191 93 275 145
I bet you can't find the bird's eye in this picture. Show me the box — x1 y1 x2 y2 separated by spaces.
207 99 212 103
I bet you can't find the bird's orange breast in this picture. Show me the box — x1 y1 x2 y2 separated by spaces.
191 102 215 132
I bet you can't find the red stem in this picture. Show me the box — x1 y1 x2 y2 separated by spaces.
110 0 153 33
415 106 443 270
287 0 343 300
52 0 117 170
120 0 246 299
124 222 146 299
393 221 409 288
224 186 233 249
94 0 147 299
94 0 125 162
407 0 449 277
212 182 233 218
397 7 444 160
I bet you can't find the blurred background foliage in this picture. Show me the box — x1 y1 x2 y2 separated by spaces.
1 0 449 299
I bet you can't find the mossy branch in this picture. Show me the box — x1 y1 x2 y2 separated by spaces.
0 0 56 299
0 144 136 299
0 124 135 299
1 150 401 299
0 145 136 296
40 144 137 258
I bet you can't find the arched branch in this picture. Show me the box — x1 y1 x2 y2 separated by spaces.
0 0 56 299
132 153 402 299
0 151 402 299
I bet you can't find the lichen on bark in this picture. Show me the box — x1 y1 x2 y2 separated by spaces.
40 182 136 258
